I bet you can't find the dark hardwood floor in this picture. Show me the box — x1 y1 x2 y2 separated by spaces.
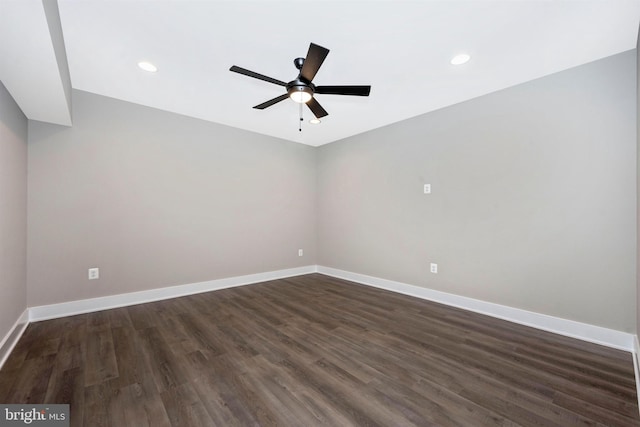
0 273 638 426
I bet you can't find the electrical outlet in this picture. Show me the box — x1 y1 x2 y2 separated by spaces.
424 184 431 194
298 249 304 257
430 263 438 274
88 267 100 280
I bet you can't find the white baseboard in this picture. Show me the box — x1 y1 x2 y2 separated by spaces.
0 309 29 370
14 264 638 360
317 266 635 352
29 265 317 322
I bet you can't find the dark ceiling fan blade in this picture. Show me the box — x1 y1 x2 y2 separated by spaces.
315 85 371 96
300 43 329 83
253 94 290 109
306 97 328 118
230 65 287 87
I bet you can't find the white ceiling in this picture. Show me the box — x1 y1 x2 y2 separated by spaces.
2 1 640 146
0 0 72 126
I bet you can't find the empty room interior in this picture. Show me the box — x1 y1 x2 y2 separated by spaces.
3 0 640 425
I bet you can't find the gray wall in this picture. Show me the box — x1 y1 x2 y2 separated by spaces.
0 82 28 338
318 50 637 332
27 90 316 307
15 50 640 335
637 30 640 337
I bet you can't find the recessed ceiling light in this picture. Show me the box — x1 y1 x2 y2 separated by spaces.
309 118 321 124
450 53 471 65
137 61 158 73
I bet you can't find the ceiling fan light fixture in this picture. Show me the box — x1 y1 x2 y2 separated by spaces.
309 118 321 124
288 86 313 103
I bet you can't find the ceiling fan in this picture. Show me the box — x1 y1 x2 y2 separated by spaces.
230 43 371 119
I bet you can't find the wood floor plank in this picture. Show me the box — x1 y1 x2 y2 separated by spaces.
160 382 215 427
136 326 189 393
2 354 56 403
44 367 85 427
0 273 638 425
120 382 171 427
83 324 118 387
82 380 121 427
191 355 263 425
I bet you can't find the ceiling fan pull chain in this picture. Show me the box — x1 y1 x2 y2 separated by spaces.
299 102 303 132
